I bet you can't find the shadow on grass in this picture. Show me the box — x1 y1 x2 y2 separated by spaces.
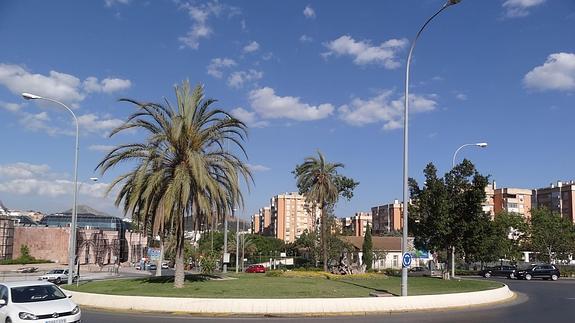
142 274 222 284
336 279 398 296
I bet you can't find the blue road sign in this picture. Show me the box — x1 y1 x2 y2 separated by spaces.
402 252 412 268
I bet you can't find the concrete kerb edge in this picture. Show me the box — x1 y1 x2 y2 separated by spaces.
64 285 514 315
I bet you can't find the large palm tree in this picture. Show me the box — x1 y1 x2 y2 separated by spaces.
97 81 252 288
294 151 344 272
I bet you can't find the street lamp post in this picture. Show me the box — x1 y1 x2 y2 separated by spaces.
22 92 79 285
235 208 240 273
451 142 488 279
401 0 462 297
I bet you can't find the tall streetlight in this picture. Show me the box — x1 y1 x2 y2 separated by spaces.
451 142 488 279
401 0 462 297
235 208 240 273
22 92 79 285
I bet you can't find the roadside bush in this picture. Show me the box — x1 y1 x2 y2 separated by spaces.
265 270 283 277
384 268 401 277
557 265 575 277
455 269 479 276
200 252 219 275
0 245 52 265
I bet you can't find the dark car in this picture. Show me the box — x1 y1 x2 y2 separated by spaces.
245 264 266 273
408 266 431 277
479 265 517 279
516 264 560 281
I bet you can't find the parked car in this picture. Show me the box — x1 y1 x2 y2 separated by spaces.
408 266 431 277
516 264 560 281
148 264 157 270
245 264 266 273
479 265 517 279
161 262 169 269
0 280 81 323
38 269 76 284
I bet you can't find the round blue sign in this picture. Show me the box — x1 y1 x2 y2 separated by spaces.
402 252 412 268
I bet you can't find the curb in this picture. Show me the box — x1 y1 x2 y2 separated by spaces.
65 285 514 315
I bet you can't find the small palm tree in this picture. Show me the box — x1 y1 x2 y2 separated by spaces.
294 151 345 272
97 81 252 288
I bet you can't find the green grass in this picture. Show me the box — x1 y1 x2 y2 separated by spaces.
64 273 503 298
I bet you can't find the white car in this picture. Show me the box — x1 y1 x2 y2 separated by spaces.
0 281 81 323
38 270 75 285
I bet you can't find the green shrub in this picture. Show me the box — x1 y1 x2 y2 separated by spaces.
200 252 219 275
384 268 401 277
265 270 283 277
455 269 479 276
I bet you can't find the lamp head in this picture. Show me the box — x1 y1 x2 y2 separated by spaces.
476 142 488 148
89 177 99 182
22 92 43 100
448 0 462 5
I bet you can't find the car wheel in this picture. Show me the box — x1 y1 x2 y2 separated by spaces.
6 317 12 323
525 274 532 280
484 272 491 278
509 273 515 279
551 274 558 281
55 277 61 284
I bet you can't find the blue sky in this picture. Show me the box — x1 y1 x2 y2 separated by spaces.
0 0 574 221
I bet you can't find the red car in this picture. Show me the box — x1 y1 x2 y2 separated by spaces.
245 264 266 273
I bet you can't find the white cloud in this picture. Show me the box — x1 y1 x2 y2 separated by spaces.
299 34 313 43
0 178 109 199
19 112 66 136
230 107 269 128
227 70 263 89
249 87 334 121
179 1 240 50
455 93 468 101
0 162 50 178
88 144 116 152
323 35 408 68
303 5 316 18
524 53 575 91
0 101 22 112
502 0 546 18
0 64 85 105
78 114 124 135
105 0 130 7
338 91 437 130
83 77 131 93
207 58 236 78
247 164 271 172
0 64 132 107
243 41 260 53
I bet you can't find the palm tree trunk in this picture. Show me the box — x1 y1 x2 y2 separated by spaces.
174 211 185 288
321 205 328 272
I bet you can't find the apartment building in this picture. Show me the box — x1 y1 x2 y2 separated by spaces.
251 213 261 234
371 200 403 234
484 182 496 217
340 212 372 237
257 206 272 236
493 187 533 219
533 180 575 223
270 192 319 243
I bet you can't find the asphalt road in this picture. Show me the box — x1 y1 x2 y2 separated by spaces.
82 278 575 322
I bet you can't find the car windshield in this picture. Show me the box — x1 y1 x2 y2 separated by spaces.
48 270 65 274
11 285 67 303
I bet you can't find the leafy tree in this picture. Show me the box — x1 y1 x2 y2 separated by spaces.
409 160 488 277
492 211 528 263
97 81 252 288
20 245 32 260
293 150 358 271
530 207 575 263
362 224 373 270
